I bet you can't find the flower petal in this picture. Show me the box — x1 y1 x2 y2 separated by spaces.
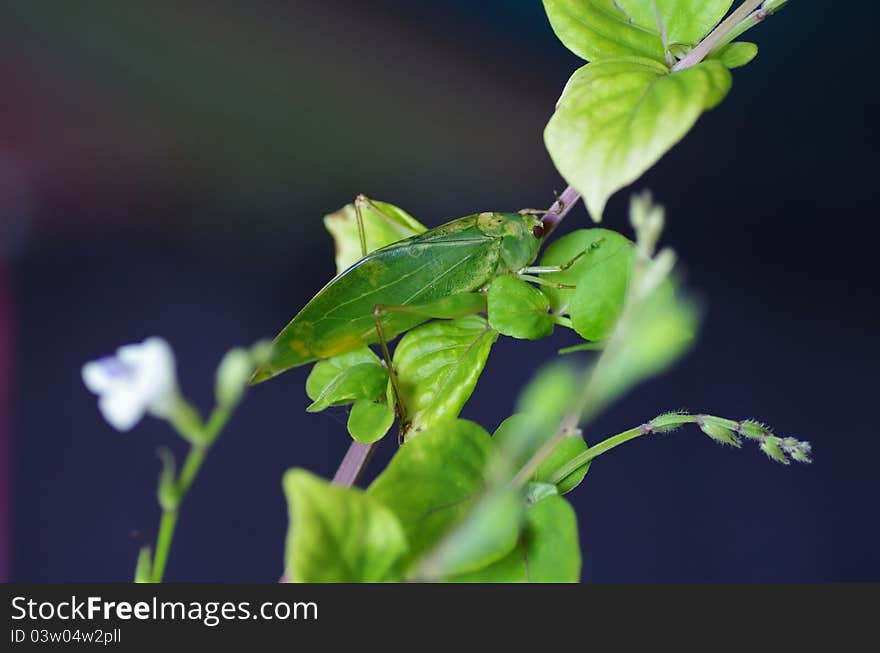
118 337 178 416
82 358 119 395
98 389 147 432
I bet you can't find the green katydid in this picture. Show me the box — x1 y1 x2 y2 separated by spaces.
251 199 586 386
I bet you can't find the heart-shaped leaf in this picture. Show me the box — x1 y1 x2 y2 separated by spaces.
368 420 511 569
543 0 665 62
615 1 733 48
305 361 388 413
449 494 581 583
569 243 636 342
711 41 758 69
415 489 523 580
494 414 590 494
347 393 395 444
487 276 554 340
305 348 383 401
283 469 408 582
393 316 498 439
545 58 731 220
539 228 634 313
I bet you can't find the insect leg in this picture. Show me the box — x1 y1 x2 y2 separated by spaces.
371 304 406 442
356 194 417 233
518 249 589 275
354 196 369 257
517 274 575 290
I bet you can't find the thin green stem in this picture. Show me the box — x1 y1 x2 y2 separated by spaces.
548 426 645 486
202 405 233 446
177 445 207 499
150 510 179 583
672 0 765 71
545 408 811 485
553 315 574 329
149 405 233 583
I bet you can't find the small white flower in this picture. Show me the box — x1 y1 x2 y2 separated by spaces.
82 337 179 432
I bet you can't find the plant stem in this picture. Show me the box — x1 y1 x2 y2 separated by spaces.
330 187 582 488
541 185 581 237
150 405 231 582
548 426 645 485
672 0 765 71
332 441 377 486
708 1 787 54
150 510 178 583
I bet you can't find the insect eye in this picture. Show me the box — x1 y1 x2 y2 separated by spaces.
532 225 545 239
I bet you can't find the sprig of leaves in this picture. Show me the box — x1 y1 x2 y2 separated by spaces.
543 0 786 219
274 2 806 584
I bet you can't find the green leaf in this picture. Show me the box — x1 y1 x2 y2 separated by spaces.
543 0 666 62
711 41 758 69
416 489 523 580
540 436 591 494
539 228 634 313
346 379 397 444
368 420 504 568
134 546 152 584
305 348 382 399
487 276 554 340
305 348 387 412
570 243 636 341
494 414 590 494
543 1 731 64
324 198 426 274
306 363 387 413
615 1 733 47
393 316 498 440
283 469 408 582
347 396 395 444
449 495 581 583
545 58 732 220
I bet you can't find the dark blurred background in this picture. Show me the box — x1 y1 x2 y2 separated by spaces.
2 1 877 582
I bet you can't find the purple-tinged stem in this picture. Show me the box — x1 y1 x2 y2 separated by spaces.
332 440 377 487
541 185 581 237
672 0 764 71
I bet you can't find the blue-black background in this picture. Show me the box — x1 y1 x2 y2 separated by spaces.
5 1 878 581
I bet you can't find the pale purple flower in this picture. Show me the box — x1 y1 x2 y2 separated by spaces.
82 337 178 431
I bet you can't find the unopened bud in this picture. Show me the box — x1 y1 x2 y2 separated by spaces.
650 412 686 433
134 546 153 584
760 437 790 465
699 419 741 448
215 348 253 408
156 447 180 511
781 437 812 464
738 420 768 440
